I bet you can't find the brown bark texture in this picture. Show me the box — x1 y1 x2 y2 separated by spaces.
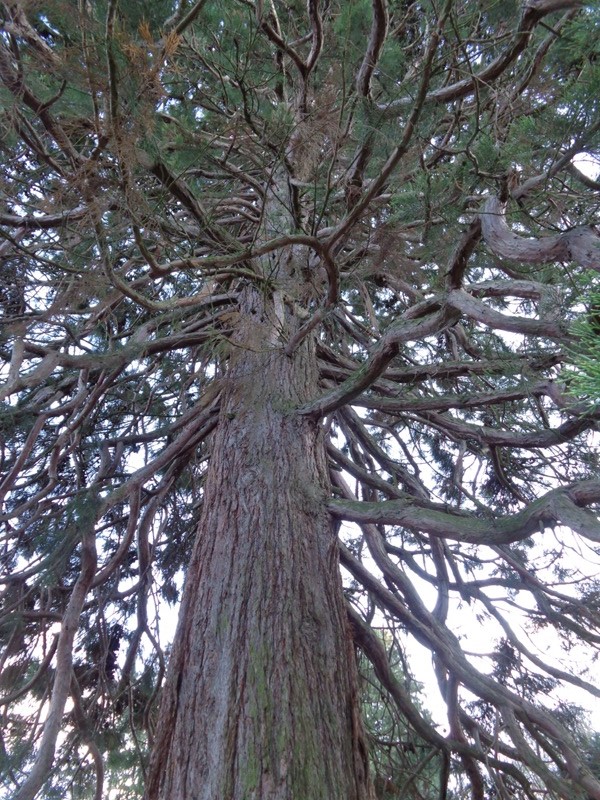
145 290 372 800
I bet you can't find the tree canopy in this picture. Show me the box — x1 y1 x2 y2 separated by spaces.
1 0 600 798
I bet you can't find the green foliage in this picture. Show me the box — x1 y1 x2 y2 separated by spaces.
332 0 372 48
566 273 600 403
359 640 443 800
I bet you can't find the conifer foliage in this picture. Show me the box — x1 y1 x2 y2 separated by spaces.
1 1 600 798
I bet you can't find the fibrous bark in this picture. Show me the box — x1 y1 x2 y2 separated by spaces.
145 289 372 800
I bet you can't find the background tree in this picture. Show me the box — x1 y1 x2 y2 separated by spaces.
1 0 600 798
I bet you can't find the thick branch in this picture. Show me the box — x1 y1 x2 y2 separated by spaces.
329 479 600 545
480 196 600 269
355 0 388 97
447 288 567 339
298 304 455 417
414 408 597 447
356 381 551 414
0 206 89 230
383 1 583 109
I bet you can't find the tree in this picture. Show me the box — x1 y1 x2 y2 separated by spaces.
1 0 600 798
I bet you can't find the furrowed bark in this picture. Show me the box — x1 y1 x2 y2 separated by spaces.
145 288 373 800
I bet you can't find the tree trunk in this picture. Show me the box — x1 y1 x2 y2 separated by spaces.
145 288 373 799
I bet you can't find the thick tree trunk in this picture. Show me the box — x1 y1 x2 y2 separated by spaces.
145 291 373 799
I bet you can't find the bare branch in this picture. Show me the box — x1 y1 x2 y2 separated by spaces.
480 196 600 269
329 479 600 546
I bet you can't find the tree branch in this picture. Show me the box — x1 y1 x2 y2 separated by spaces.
480 196 600 269
329 479 600 546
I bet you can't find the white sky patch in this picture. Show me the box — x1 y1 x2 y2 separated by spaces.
573 152 600 180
